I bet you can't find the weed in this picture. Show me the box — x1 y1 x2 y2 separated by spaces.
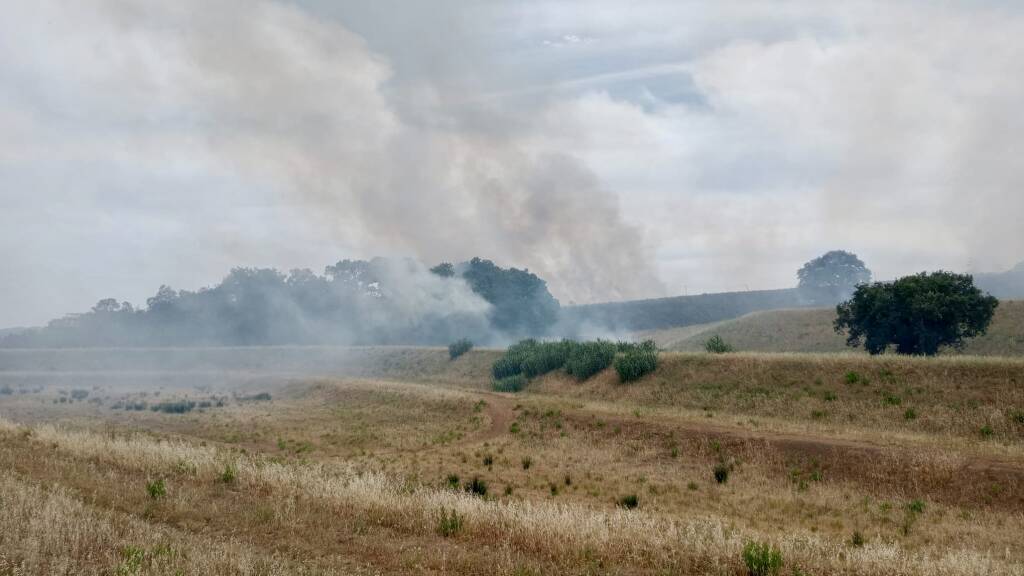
810 410 827 420
742 541 783 576
219 463 237 484
521 456 532 470
145 478 166 500
851 531 866 547
436 507 464 537
687 481 698 491
617 494 639 509
882 391 902 406
823 391 837 402
1011 410 1024 425
446 474 460 489
117 546 145 576
704 335 734 354
907 499 925 514
509 422 520 434
904 408 917 420
980 424 994 438
464 476 487 497
549 483 559 496
844 371 861 384
483 454 494 467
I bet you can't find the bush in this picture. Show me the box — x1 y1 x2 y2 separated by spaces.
713 462 730 484
0 385 12 395
521 457 532 470
851 531 866 547
446 474 460 489
521 340 573 378
617 494 639 509
436 507 464 537
704 335 734 354
70 389 90 401
492 374 527 393
904 408 917 420
146 478 166 500
448 338 473 360
742 542 783 576
151 400 196 414
565 340 616 380
907 499 926 514
614 349 659 383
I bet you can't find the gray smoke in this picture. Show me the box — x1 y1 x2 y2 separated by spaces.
1 0 662 319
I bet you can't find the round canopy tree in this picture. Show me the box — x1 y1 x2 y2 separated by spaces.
834 271 998 356
797 250 872 304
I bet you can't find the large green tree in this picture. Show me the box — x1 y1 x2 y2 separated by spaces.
834 271 998 355
797 250 872 304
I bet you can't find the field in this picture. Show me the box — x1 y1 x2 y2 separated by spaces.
1 347 1023 575
645 300 1024 356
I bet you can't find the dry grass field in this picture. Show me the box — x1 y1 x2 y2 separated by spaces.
1 347 1023 575
648 300 1024 356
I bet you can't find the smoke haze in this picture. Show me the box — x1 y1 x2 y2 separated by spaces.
2 1 1023 327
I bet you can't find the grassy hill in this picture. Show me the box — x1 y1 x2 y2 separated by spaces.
565 287 807 332
648 300 1024 356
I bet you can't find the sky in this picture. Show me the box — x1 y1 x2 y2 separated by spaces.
2 1 1023 327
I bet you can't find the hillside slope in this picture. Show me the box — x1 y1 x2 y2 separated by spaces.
657 300 1024 356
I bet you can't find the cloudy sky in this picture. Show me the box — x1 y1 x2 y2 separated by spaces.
2 1 1023 327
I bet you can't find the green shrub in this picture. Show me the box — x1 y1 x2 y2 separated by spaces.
491 339 538 379
464 476 487 497
146 478 166 500
617 494 639 509
436 507 464 537
844 371 862 384
565 340 616 380
521 340 573 378
614 349 659 383
742 541 783 576
446 474 460 489
980 424 994 438
904 408 917 420
492 374 527 393
882 391 902 406
704 335 733 354
448 338 473 360
823 391 838 402
907 499 925 514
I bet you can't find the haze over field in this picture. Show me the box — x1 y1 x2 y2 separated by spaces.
3 1 1024 328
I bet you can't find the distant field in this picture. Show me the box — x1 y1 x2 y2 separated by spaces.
646 300 1024 356
1 347 1023 575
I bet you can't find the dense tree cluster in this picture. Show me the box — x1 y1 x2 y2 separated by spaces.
1 257 561 348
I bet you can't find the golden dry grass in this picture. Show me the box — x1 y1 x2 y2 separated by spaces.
656 300 1024 356
2 348 1024 575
